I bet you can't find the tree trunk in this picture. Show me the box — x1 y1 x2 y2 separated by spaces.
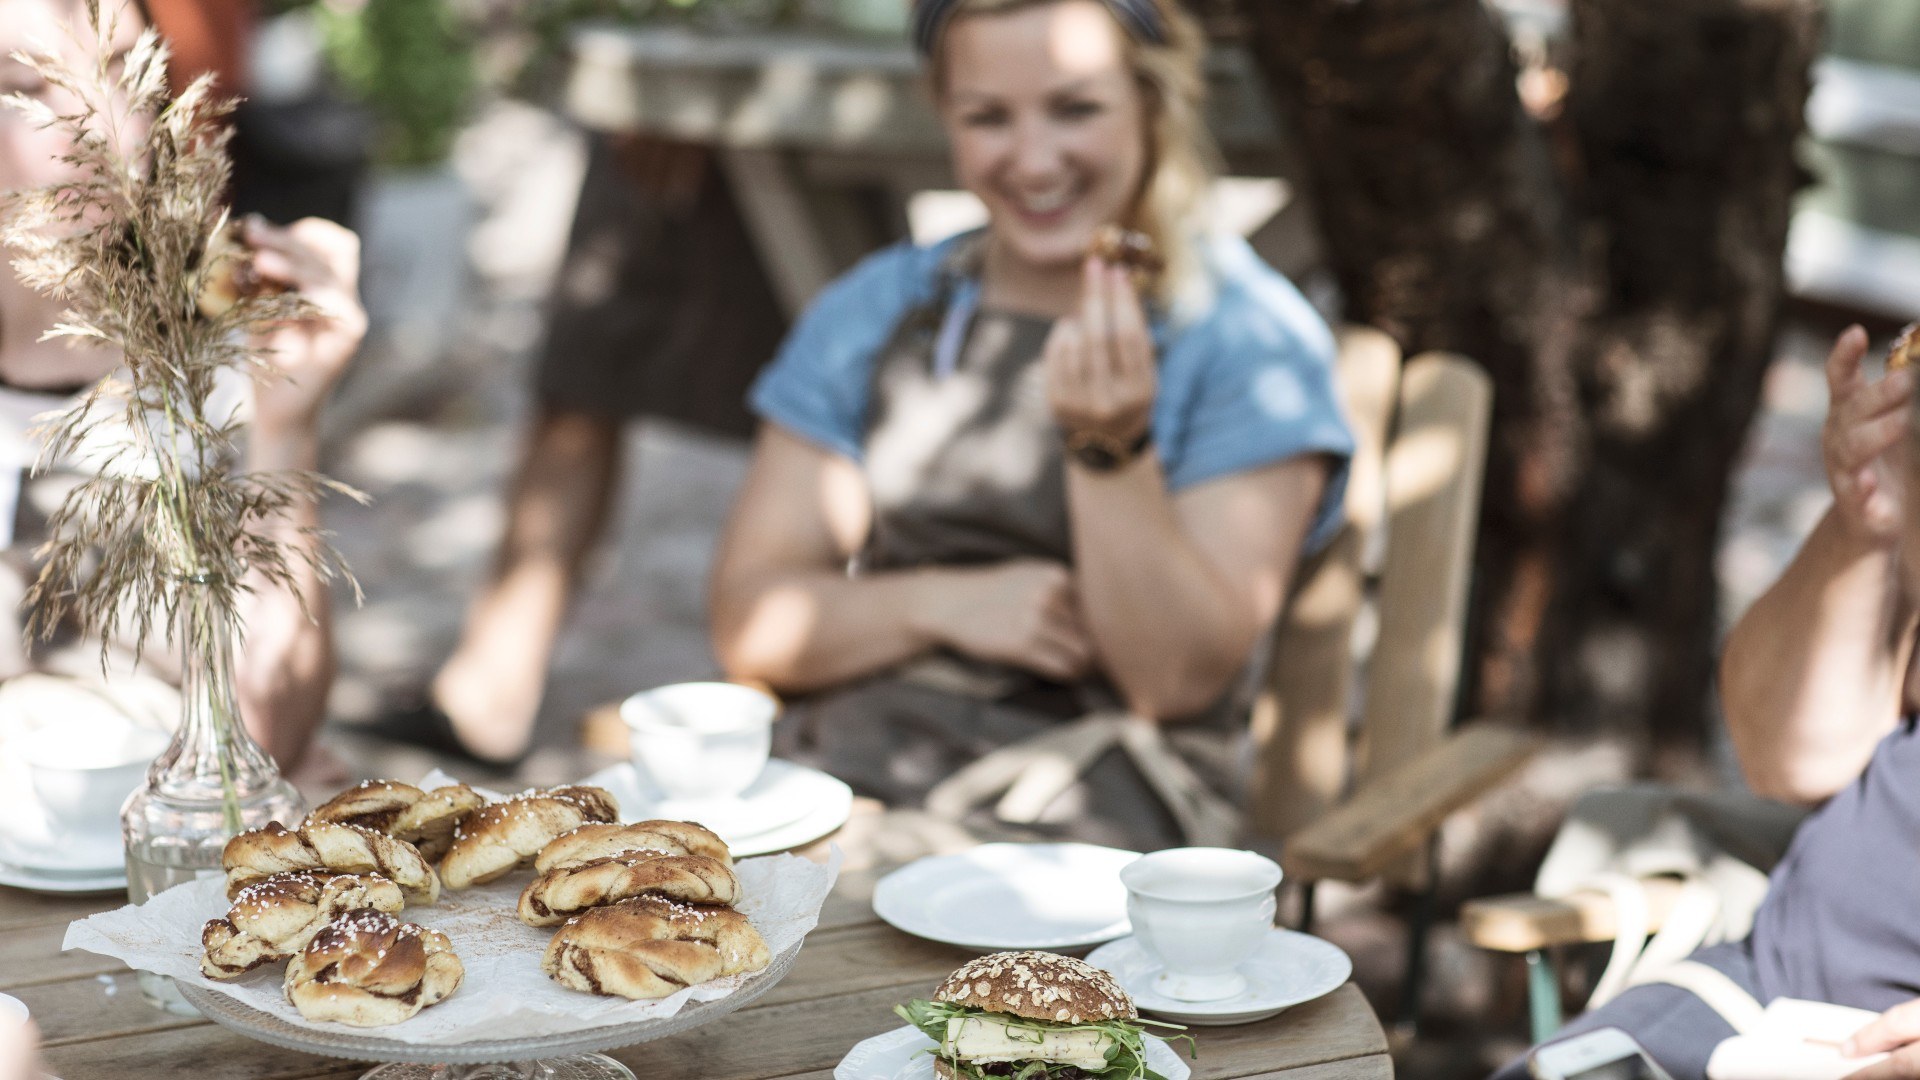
1237 0 1822 756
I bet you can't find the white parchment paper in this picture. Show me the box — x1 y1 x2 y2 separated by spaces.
61 772 842 1045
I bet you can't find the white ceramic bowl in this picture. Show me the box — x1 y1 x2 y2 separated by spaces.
19 720 167 849
620 682 777 801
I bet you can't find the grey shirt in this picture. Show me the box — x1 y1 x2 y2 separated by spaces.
1750 715 1920 1009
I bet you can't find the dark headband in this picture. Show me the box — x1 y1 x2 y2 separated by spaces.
912 0 1169 56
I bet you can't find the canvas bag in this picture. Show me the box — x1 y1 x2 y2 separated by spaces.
1534 784 1806 1008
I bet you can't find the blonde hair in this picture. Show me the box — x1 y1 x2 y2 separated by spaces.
928 0 1218 306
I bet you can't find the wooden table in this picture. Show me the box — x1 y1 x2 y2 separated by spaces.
6 843 1390 1080
560 26 1304 319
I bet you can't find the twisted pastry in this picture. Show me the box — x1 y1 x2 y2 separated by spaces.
284 908 463 1027
439 786 618 890
307 779 485 862
1892 323 1919 372
534 820 730 875
222 821 440 905
519 851 740 927
201 872 404 979
542 895 770 999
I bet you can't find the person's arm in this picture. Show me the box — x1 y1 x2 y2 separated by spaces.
1068 450 1322 719
1720 326 1916 807
708 425 1095 693
233 217 365 771
1048 259 1328 720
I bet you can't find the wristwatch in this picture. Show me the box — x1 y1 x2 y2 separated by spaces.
1064 427 1153 472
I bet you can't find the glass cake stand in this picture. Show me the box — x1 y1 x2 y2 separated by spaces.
176 939 802 1079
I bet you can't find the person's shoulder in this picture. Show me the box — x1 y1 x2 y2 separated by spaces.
1170 233 1335 367
801 233 957 323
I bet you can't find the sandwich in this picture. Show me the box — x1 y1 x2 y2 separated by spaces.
1891 323 1919 372
894 951 1191 1080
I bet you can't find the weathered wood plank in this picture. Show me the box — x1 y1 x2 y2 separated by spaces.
1249 326 1402 840
8 970 207 1047
36 974 1381 1080
756 923 971 1008
0 921 126 990
40 1022 348 1080
1282 725 1537 884
1358 353 1496 888
606 979 1382 1079
0 888 117 933
1461 879 1685 953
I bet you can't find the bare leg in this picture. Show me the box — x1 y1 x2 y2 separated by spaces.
432 408 622 761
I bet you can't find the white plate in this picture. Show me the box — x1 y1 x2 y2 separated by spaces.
0 859 125 895
872 843 1139 952
836 1023 1191 1080
582 760 854 857
1086 929 1353 1026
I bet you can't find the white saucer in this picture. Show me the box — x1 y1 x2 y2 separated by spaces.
836 1023 1191 1080
0 858 126 895
872 843 1139 952
0 765 127 878
582 759 855 857
1086 928 1353 1026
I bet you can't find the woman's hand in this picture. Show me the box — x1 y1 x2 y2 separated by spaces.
1824 325 1913 547
917 558 1094 682
1045 258 1155 449
245 216 367 438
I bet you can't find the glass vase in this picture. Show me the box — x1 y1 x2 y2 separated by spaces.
122 578 305 1014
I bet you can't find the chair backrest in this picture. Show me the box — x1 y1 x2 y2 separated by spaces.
1248 341 1493 855
1246 325 1400 838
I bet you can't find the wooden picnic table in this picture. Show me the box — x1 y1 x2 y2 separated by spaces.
5 805 1391 1080
560 25 1303 319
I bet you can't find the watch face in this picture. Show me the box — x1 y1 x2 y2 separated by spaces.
1075 444 1121 470
1066 429 1148 472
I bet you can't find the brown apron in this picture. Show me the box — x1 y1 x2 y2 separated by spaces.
773 250 1241 852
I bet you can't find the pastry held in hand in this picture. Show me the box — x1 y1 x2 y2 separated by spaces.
534 819 731 875
519 851 741 927
283 908 463 1027
439 785 619 890
307 779 485 862
1891 323 1919 372
223 821 440 905
542 895 770 1000
195 220 284 318
1087 223 1164 291
201 872 404 979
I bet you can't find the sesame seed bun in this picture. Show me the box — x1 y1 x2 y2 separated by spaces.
933 950 1136 1025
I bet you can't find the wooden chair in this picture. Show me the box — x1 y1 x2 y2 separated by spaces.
1247 326 1538 1028
1461 877 1690 1042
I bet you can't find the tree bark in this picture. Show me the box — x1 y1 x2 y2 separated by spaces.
1237 0 1823 755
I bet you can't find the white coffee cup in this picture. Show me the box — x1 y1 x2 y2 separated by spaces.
18 719 168 857
0 992 25 1023
621 682 777 801
1120 847 1283 1002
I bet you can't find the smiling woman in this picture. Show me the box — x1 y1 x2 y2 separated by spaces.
706 0 1355 850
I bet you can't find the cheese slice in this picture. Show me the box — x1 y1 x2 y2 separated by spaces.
944 1016 1116 1070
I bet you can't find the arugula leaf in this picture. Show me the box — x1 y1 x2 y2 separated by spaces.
890 999 1197 1080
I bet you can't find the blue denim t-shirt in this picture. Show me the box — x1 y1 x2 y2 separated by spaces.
749 231 1356 552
